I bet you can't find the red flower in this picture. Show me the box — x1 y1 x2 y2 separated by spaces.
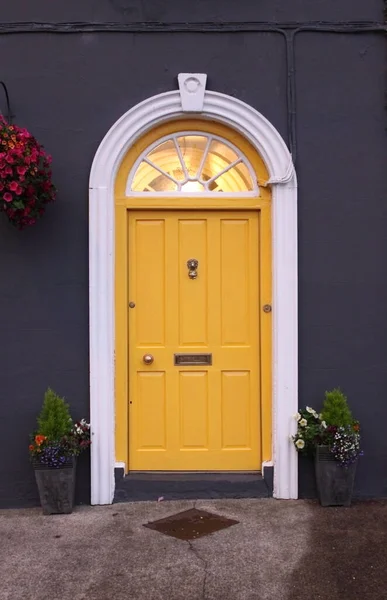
35 435 46 446
3 192 12 202
9 181 19 192
42 181 52 192
16 165 27 176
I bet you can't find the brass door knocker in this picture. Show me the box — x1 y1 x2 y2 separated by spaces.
187 259 199 279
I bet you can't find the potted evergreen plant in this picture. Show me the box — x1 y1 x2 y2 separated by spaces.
29 388 91 515
292 388 362 507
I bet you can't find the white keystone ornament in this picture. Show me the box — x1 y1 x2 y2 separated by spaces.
178 73 207 112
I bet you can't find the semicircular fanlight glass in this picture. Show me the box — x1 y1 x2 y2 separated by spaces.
129 133 257 194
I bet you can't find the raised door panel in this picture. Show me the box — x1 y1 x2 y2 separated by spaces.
178 219 208 347
134 219 166 346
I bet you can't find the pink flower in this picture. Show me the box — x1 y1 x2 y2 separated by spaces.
9 181 19 192
3 192 12 203
19 128 31 139
42 181 52 192
16 166 27 176
0 183 4 191
5 166 12 176
15 185 23 196
5 155 14 164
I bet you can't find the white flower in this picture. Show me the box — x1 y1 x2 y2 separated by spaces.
299 418 308 427
293 412 301 421
295 439 305 449
321 421 327 429
312 410 319 418
319 413 323 420
306 406 315 414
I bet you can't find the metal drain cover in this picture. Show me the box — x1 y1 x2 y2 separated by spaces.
143 508 239 541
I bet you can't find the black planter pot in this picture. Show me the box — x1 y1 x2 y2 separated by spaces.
315 445 357 507
33 458 76 515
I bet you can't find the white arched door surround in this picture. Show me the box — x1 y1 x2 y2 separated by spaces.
89 74 298 504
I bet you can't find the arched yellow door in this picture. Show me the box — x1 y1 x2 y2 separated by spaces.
114 120 272 472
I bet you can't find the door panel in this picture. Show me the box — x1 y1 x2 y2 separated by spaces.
137 372 166 450
221 371 250 449
135 219 166 346
178 219 208 346
221 219 251 346
129 210 260 470
179 371 209 449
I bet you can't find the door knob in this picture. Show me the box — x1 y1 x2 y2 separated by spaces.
143 354 154 365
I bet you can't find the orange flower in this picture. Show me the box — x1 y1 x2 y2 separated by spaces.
29 444 34 451
35 435 46 446
353 424 360 432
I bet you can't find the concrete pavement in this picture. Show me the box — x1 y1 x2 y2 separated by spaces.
1 498 386 600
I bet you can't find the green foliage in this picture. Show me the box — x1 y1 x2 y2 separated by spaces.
320 388 353 428
37 388 72 441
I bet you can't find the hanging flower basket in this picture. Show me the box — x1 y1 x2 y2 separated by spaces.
0 116 56 229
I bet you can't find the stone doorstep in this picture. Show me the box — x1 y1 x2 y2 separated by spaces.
113 469 273 503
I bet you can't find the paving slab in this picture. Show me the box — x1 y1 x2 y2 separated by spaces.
1 498 387 600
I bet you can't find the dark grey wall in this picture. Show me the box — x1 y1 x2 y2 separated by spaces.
0 1 386 506
0 0 383 23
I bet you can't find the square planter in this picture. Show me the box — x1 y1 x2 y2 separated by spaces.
34 458 76 515
315 445 357 507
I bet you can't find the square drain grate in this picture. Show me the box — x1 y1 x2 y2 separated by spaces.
143 508 239 541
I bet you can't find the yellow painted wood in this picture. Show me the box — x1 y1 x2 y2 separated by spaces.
128 210 261 470
115 204 128 467
114 119 272 470
116 196 270 210
260 205 273 463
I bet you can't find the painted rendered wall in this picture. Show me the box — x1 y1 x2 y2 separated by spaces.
0 0 383 23
0 1 386 506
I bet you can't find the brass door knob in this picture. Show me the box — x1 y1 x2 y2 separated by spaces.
143 354 154 365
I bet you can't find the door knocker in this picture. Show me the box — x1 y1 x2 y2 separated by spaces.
187 259 199 280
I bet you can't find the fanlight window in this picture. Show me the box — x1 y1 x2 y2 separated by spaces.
128 133 258 194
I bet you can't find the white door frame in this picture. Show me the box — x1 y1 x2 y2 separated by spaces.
89 74 298 504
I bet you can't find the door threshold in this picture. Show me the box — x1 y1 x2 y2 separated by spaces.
114 469 273 503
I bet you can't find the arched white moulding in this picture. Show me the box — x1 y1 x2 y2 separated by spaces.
89 78 298 505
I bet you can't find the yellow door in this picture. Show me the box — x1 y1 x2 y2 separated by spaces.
128 210 261 470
